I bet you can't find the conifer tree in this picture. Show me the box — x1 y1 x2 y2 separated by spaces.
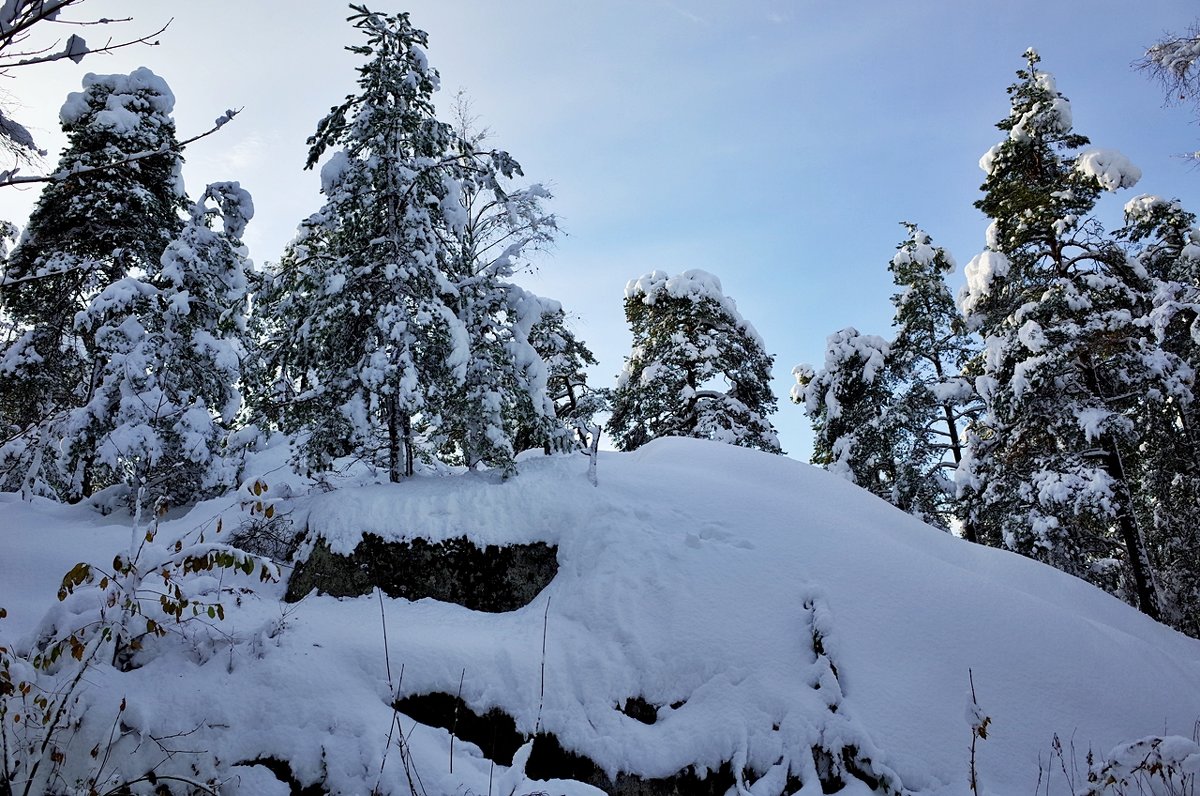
1118 195 1200 634
959 50 1188 619
794 228 980 531
260 7 556 480
0 67 185 499
261 7 463 481
609 270 781 453
792 328 896 500
887 225 982 535
524 306 602 452
90 181 253 510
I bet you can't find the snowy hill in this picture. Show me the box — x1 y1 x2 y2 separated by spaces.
2 438 1199 794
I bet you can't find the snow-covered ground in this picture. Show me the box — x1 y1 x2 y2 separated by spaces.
2 437 1198 794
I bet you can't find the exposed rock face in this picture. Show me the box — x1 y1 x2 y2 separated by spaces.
284 533 558 612
393 691 737 796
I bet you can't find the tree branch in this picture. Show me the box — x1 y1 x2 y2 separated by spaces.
0 19 169 70
0 109 238 190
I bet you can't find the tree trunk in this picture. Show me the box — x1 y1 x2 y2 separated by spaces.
1099 440 1160 620
403 414 414 478
387 395 402 483
1081 356 1160 620
940 402 978 543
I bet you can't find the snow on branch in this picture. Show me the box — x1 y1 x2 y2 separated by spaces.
1074 148 1141 192
0 109 240 191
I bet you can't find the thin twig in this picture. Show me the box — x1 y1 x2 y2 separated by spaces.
450 668 465 774
534 596 551 736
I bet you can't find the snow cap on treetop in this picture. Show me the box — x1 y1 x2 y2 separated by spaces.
1123 194 1172 221
626 268 726 304
891 226 954 272
1010 70 1072 144
59 66 176 132
625 268 762 344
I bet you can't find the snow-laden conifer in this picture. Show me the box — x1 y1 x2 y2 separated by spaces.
887 225 982 534
793 328 895 499
124 182 252 508
524 306 602 452
260 7 561 480
1118 195 1200 634
960 51 1188 619
794 227 981 533
0 67 185 500
609 270 780 453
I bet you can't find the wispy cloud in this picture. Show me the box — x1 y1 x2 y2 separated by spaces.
659 0 708 26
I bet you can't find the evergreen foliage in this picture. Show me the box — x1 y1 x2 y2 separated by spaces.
0 67 185 501
1118 195 1200 634
958 50 1189 620
887 226 982 534
609 270 781 453
794 227 980 533
99 181 254 509
524 307 603 452
256 6 564 480
793 327 896 501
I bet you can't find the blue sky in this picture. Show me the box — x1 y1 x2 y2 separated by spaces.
3 1 1198 459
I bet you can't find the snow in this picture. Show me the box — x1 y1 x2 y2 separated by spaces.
1124 192 1171 220
2 439 1199 794
960 249 1011 314
1075 148 1142 192
626 268 726 305
1016 319 1046 353
59 67 176 132
890 228 952 272
978 143 1003 176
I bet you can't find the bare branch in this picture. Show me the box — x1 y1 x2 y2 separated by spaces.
0 19 170 70
0 109 240 191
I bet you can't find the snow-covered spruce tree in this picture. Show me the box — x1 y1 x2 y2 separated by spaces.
959 50 1191 620
792 328 897 502
0 67 185 500
887 225 982 535
609 270 781 453
260 7 552 481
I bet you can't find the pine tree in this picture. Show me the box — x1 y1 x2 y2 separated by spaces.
609 270 781 453
792 328 896 499
1118 194 1200 634
524 306 602 452
959 50 1187 619
0 67 185 499
259 7 554 481
887 225 982 534
794 228 981 532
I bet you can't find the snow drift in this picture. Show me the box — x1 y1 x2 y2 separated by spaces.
1 437 1198 794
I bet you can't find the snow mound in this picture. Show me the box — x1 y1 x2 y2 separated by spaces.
2 439 1199 794
59 67 176 133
